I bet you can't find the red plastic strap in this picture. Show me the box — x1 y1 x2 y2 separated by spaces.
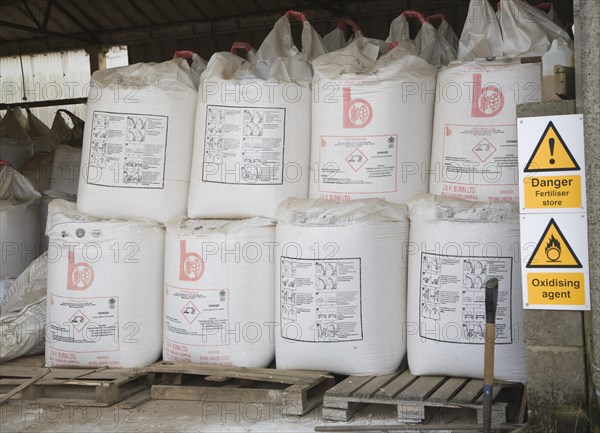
427 13 447 23
402 10 426 25
173 51 195 59
337 18 360 32
537 2 553 11
0 160 11 167
230 42 253 54
388 41 400 49
285 10 307 24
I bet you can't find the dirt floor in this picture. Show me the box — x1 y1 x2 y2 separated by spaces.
1 398 483 433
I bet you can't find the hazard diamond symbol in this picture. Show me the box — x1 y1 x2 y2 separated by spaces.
472 138 497 162
69 310 89 332
181 301 200 324
524 121 580 172
527 218 582 268
346 148 368 172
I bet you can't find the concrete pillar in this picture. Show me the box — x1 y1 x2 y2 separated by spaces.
578 0 600 429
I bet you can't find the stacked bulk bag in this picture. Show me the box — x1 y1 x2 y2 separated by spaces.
427 14 459 51
309 37 437 204
26 108 56 154
0 167 40 279
429 57 541 202
163 217 276 367
386 11 456 66
187 11 326 219
407 194 525 382
322 18 360 52
0 108 32 169
1 253 47 363
45 200 164 368
498 0 571 57
50 144 82 196
77 54 205 222
275 198 409 375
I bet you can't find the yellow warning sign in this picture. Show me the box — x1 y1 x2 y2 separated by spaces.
527 273 586 305
524 121 581 172
527 218 582 268
523 175 582 209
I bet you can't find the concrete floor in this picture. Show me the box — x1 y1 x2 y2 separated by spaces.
1 398 482 433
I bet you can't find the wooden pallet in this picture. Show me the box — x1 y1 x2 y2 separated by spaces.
322 367 523 424
0 356 154 407
145 361 335 416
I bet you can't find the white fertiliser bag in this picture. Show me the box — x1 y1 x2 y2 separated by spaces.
275 198 409 375
45 200 164 368
164 217 276 367
0 167 40 279
429 58 541 203
310 37 437 203
458 0 503 60
77 56 204 222
498 0 572 57
1 253 47 363
50 145 81 196
188 12 326 219
407 194 525 382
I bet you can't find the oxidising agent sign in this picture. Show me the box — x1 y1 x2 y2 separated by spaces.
518 114 590 310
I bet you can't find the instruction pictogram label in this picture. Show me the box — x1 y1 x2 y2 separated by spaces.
524 121 580 172
520 213 590 310
526 218 582 268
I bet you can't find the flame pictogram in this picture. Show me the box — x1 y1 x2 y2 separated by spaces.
545 234 562 262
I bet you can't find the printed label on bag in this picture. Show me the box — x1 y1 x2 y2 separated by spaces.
165 284 230 347
202 105 286 185
418 253 513 344
440 124 518 202
280 257 363 343
47 294 119 355
318 134 398 196
87 110 168 189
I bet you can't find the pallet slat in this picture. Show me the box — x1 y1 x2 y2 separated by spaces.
147 362 334 416
0 362 153 407
352 372 400 399
428 377 469 403
373 369 416 399
451 379 484 404
397 376 447 401
323 371 522 425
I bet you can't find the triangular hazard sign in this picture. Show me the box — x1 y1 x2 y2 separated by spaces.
526 218 582 268
524 121 580 172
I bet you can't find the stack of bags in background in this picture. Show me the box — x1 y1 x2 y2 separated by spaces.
1 1 573 384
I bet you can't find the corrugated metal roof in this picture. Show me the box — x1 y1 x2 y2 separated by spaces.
1 0 572 58
0 50 89 125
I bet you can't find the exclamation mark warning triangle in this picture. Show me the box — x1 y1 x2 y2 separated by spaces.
527 218 582 268
524 121 580 172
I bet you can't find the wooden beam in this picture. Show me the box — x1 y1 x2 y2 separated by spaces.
0 97 87 110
